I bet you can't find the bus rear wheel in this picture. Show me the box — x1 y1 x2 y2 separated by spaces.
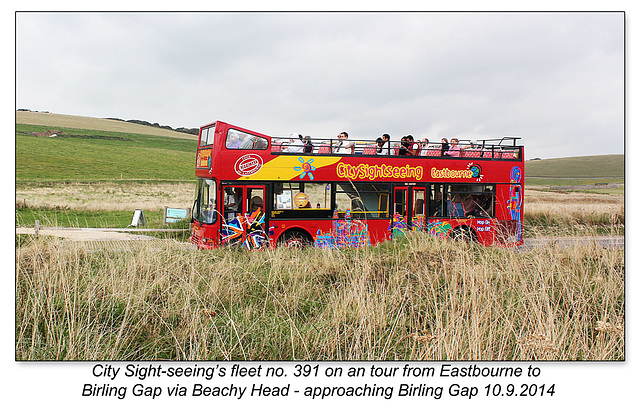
280 230 313 249
450 226 477 243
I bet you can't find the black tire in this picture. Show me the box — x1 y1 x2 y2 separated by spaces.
279 230 313 249
450 226 477 243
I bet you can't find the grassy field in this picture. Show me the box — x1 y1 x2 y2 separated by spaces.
525 154 624 179
15 231 624 361
523 189 624 237
524 178 624 190
16 124 196 181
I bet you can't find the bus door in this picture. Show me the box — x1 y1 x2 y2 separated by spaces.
392 186 409 235
411 186 427 231
221 185 268 249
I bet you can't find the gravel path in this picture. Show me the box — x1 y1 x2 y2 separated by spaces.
16 227 158 241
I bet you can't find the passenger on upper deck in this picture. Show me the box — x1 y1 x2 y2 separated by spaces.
285 133 304 153
226 133 242 149
444 138 465 157
375 137 385 154
303 135 313 153
381 134 391 154
240 134 255 149
419 138 430 156
334 132 354 154
440 138 449 156
398 136 409 155
406 135 419 156
254 137 267 149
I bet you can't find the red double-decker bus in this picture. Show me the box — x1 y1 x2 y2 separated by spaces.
190 121 524 249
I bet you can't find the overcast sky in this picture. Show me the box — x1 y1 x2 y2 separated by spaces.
16 12 623 159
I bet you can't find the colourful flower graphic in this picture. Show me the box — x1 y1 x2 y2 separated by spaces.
293 157 316 180
467 162 483 181
388 213 410 237
314 209 371 249
510 166 522 183
427 220 453 239
508 166 523 242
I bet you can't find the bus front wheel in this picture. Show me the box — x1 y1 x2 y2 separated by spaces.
280 230 313 249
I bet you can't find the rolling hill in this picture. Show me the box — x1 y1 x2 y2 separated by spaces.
16 111 196 140
525 155 624 178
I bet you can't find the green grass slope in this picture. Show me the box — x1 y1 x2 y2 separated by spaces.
16 123 196 181
525 154 624 178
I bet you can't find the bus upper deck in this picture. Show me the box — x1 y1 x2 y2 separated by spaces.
196 121 523 181
198 121 521 159
269 135 521 160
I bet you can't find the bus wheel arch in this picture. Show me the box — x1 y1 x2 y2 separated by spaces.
450 225 477 243
278 228 314 249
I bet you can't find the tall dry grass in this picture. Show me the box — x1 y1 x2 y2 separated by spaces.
16 182 194 212
16 231 624 361
524 189 624 235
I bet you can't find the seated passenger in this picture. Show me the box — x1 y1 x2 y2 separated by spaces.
463 194 481 216
224 188 240 221
303 135 313 153
285 133 304 153
375 137 384 154
226 133 242 149
250 196 263 213
254 137 267 149
240 134 255 149
377 137 390 155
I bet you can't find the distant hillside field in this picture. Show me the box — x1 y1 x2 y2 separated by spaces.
16 111 196 140
525 155 624 178
16 123 196 181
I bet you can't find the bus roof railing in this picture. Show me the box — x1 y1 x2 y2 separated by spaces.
477 137 522 146
268 135 522 160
